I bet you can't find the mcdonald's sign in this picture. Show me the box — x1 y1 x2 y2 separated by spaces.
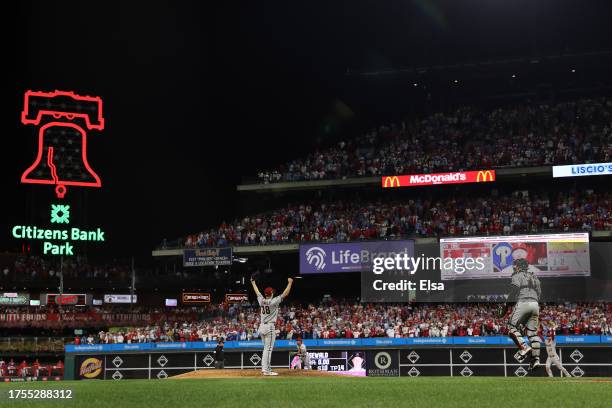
381 170 495 188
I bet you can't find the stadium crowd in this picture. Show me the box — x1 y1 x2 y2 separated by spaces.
180 188 611 248
0 254 130 282
256 97 612 183
90 302 612 344
0 305 203 329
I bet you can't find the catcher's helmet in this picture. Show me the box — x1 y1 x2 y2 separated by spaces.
513 258 529 274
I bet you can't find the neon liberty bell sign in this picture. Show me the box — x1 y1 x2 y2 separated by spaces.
20 90 104 198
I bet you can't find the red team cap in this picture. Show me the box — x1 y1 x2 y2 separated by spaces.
264 287 274 297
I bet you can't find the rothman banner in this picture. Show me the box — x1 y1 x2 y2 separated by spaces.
300 241 414 274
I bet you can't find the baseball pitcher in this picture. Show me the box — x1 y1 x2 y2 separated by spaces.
498 258 542 370
251 277 293 376
544 328 572 377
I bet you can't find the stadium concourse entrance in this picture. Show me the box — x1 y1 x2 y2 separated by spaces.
65 343 612 380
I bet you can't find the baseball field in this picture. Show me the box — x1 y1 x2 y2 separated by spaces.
1 376 610 408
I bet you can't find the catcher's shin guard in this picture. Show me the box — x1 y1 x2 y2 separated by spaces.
527 331 540 360
508 325 525 349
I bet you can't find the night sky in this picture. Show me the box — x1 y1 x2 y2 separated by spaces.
3 0 612 260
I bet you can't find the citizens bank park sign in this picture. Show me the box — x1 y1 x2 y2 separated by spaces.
382 170 495 188
10 90 107 256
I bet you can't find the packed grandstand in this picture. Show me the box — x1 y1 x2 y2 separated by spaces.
2 94 612 380
254 98 612 183
178 188 611 249
157 96 612 249
2 302 611 341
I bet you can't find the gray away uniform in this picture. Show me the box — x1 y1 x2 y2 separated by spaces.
257 294 282 373
508 263 542 360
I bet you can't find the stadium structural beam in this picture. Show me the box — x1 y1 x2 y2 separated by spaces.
237 166 551 193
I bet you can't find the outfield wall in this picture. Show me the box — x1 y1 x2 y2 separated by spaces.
66 336 612 380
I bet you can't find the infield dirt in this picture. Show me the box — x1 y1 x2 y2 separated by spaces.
172 368 350 379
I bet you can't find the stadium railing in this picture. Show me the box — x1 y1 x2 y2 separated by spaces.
66 334 612 353
153 231 612 255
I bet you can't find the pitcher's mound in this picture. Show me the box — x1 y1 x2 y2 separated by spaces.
172 368 351 379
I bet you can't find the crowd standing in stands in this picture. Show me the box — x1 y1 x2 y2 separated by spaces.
2 300 609 344
0 304 209 329
1 254 129 282
256 98 612 183
180 189 611 248
89 302 611 344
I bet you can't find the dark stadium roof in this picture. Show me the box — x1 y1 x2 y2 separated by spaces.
4 0 612 259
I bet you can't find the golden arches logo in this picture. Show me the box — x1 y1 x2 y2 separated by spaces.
476 170 494 182
383 176 400 188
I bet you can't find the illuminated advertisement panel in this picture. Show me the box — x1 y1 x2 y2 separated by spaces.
225 294 249 303
439 233 590 280
382 170 495 188
181 293 211 304
103 294 138 304
552 162 612 178
46 293 87 306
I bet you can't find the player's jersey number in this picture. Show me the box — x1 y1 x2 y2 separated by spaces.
262 306 271 314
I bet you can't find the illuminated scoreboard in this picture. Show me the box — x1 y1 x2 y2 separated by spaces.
307 351 366 375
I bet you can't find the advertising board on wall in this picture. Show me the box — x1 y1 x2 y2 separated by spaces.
439 233 590 280
300 241 414 274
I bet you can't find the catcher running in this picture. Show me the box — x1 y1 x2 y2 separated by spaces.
498 258 542 370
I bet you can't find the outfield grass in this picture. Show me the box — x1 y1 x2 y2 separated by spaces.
0 377 610 408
